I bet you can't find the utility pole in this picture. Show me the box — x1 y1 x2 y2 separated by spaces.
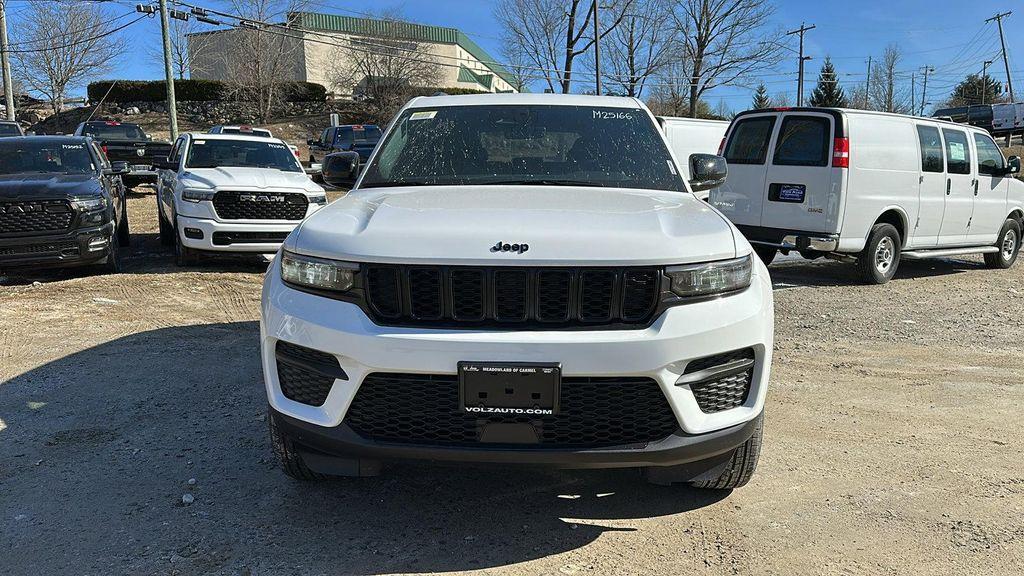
911 73 916 115
864 56 872 109
982 59 993 105
592 0 601 95
158 0 179 138
986 11 1014 103
0 0 15 121
787 23 815 106
919 66 934 116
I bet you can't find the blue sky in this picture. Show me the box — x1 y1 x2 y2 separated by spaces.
5 0 1022 111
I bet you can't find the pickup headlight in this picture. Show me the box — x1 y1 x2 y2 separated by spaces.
666 255 752 297
309 193 328 206
281 251 358 291
74 197 107 212
182 188 216 202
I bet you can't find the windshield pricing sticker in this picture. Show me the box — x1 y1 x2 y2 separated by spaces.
410 111 437 121
593 110 634 120
949 142 966 162
667 160 677 175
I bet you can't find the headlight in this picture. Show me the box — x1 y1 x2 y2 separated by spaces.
74 197 107 212
666 255 752 297
182 188 216 202
281 251 357 291
309 193 328 206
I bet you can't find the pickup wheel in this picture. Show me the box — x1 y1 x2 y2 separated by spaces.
857 223 901 284
158 206 175 246
984 218 1021 269
99 234 122 274
691 415 763 490
753 246 777 266
116 204 131 247
269 412 326 481
173 222 199 267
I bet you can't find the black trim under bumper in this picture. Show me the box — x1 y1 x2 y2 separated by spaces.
0 223 113 269
270 405 760 470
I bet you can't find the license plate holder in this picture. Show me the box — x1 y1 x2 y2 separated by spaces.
459 362 561 416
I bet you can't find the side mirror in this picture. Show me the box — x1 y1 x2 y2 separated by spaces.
1006 156 1021 175
688 153 728 192
322 151 360 188
153 157 177 171
105 160 131 176
306 138 316 146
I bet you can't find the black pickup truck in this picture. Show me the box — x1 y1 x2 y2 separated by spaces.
73 121 172 188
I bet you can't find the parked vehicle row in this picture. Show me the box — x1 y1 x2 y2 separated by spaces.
932 102 1024 136
73 121 172 189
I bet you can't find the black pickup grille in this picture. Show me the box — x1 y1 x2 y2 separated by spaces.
0 200 74 235
344 373 679 448
363 265 661 328
212 191 308 221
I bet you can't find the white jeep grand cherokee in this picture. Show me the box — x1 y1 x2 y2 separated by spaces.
261 94 774 489
156 133 327 265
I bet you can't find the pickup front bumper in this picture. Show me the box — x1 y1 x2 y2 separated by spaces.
0 223 114 269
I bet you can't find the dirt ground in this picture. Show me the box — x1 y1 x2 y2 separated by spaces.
1 192 1023 576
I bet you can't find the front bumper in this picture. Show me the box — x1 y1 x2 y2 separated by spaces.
177 215 301 253
260 258 774 467
0 223 114 268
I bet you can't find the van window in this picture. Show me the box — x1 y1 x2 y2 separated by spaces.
772 116 830 167
973 133 1005 176
942 129 971 175
724 117 775 165
915 125 944 173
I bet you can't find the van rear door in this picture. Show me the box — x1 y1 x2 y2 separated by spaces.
759 112 842 234
712 113 776 227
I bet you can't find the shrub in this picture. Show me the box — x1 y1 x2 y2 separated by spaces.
87 80 327 103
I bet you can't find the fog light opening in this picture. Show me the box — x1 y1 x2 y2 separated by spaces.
87 236 110 251
183 227 204 240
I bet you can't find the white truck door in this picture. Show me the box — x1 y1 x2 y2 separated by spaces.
712 114 776 227
912 124 946 247
938 128 975 245
759 112 839 234
970 132 1010 244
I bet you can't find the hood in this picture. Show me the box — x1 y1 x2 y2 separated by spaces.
289 186 739 266
180 167 318 192
0 173 102 201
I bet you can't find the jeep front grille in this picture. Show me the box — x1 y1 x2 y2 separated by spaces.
344 373 679 448
0 200 73 234
212 191 308 221
363 265 661 328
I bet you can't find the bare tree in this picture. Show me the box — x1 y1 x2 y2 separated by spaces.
496 0 633 94
604 0 672 97
770 91 790 107
671 0 783 117
224 0 308 122
148 17 211 80
869 44 912 114
501 42 534 93
12 0 124 115
646 59 690 115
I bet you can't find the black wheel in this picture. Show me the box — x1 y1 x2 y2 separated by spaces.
99 235 121 274
158 205 175 246
269 412 326 481
984 218 1021 269
857 223 901 284
753 246 777 266
116 205 130 247
691 415 763 490
173 222 199 267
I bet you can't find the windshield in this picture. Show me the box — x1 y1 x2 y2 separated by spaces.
0 140 96 175
0 124 21 136
185 139 302 172
80 122 146 140
359 105 685 191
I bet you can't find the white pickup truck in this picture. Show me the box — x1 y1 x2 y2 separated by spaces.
155 133 327 265
260 94 774 490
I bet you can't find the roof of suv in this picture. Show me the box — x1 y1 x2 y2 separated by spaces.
188 132 286 143
407 93 643 109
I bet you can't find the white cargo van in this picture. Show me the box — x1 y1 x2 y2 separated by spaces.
658 116 729 199
711 107 1024 283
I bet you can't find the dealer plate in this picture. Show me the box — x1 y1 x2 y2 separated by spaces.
459 362 561 416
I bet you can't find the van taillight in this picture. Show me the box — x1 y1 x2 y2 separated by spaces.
832 137 849 168
717 137 726 155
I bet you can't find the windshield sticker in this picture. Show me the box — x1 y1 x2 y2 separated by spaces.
61 144 84 149
593 110 634 120
410 111 437 121
268 143 286 149
667 160 677 175
193 140 206 146
949 142 966 162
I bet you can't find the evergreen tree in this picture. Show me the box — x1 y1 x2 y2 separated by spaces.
809 57 848 108
752 83 771 109
947 74 1003 107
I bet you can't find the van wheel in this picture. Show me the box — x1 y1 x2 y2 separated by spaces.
269 412 326 481
691 415 763 490
984 219 1021 269
857 223 901 284
753 246 777 266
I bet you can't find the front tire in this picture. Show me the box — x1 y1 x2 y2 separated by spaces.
116 205 131 247
857 223 901 284
691 415 763 490
99 235 121 274
984 218 1021 269
174 222 199 267
269 413 326 481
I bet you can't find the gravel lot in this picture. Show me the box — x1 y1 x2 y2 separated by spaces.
2 192 1023 575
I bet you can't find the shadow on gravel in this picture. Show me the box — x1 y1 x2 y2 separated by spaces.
0 322 727 575
769 256 983 289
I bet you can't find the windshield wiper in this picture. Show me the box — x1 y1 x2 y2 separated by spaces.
480 179 605 187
